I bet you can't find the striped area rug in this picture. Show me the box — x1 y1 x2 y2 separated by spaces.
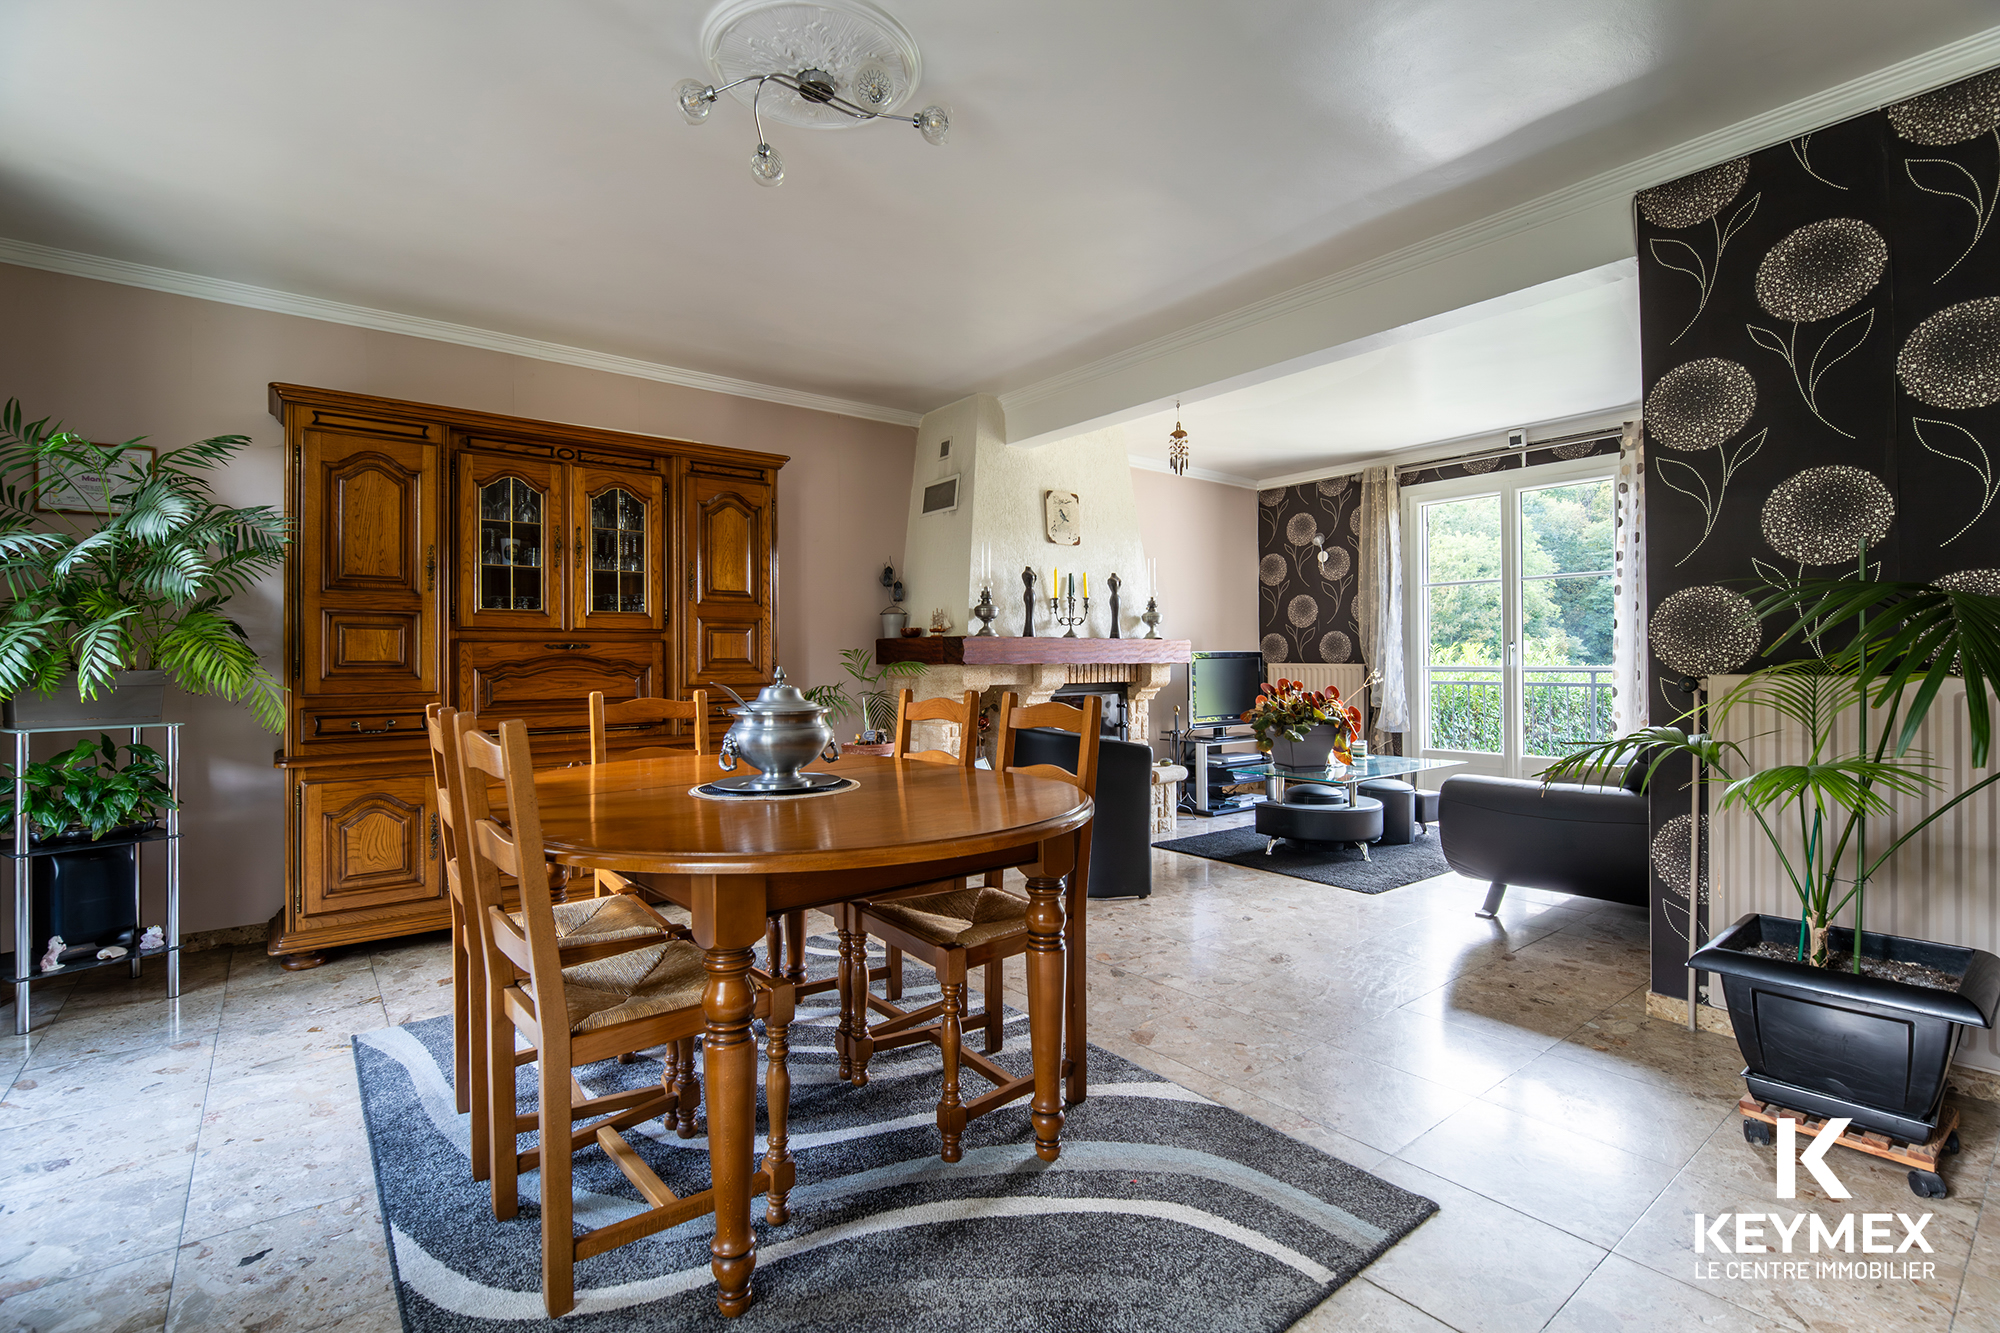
354 937 1436 1331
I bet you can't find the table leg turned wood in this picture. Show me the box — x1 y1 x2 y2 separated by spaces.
1064 869 1088 1106
1025 833 1076 1163
695 874 766 1318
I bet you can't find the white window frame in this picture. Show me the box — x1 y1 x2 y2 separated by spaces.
1400 454 1617 779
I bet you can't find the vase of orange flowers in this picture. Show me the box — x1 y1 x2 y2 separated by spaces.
1242 678 1364 769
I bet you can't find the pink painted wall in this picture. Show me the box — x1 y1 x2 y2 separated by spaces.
1130 467 1260 751
0 262 915 935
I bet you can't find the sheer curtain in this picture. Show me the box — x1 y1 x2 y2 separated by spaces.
1355 466 1408 747
1610 419 1648 734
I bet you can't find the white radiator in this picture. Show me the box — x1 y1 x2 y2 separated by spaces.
1265 664 1369 725
1707 674 2000 1074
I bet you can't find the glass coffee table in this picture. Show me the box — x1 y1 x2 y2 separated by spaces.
1243 754 1465 805
1239 756 1465 859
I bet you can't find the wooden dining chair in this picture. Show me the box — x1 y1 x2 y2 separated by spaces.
426 704 689 1184
457 714 795 1318
586 690 708 904
842 691 1098 1161
587 689 710 764
856 688 981 1041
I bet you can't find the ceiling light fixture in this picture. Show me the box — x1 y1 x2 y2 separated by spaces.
674 0 949 189
1167 402 1191 476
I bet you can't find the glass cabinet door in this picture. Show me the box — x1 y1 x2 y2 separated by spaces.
571 465 664 630
457 454 564 630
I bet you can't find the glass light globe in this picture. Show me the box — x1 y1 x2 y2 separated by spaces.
749 142 785 187
674 78 712 125
914 105 950 145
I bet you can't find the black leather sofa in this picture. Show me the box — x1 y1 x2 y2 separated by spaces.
1011 728 1151 899
1437 768 1648 916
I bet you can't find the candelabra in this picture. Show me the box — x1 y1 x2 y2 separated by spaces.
972 587 997 635
1051 590 1089 637
1141 596 1162 639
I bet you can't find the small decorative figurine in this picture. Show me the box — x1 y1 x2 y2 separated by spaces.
1022 566 1038 637
1107 573 1122 638
39 936 65 974
140 925 165 952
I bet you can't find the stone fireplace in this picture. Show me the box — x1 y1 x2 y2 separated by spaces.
878 636 1190 833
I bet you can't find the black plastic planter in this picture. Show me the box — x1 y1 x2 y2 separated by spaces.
1690 913 2000 1142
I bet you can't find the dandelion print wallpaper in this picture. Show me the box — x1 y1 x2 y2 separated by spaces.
1256 476 1362 664
1637 64 2000 997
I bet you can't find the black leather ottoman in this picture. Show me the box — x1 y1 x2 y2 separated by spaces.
1255 787 1385 860
1358 778 1416 845
1415 788 1440 834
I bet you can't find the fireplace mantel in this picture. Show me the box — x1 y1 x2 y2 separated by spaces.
876 636 1191 666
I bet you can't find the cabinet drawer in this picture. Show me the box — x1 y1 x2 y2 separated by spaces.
457 639 664 729
301 707 432 742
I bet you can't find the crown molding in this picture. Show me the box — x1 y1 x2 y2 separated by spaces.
997 25 2000 429
1126 452 1258 488
0 236 923 428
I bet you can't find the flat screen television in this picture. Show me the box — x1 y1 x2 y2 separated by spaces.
1188 650 1264 727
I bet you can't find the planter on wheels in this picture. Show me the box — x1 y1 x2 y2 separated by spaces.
1689 913 2000 1143
2 671 167 729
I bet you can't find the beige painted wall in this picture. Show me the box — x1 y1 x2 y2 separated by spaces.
0 262 915 936
1131 468 1260 753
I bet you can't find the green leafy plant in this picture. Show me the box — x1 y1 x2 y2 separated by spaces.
0 734 177 842
1544 570 2000 971
0 399 290 730
805 648 924 735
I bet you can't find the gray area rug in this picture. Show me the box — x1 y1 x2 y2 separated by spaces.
355 937 1437 1331
1154 828 1451 894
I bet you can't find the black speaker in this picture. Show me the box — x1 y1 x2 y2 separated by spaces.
31 843 140 951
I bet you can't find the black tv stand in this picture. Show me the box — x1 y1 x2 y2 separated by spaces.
1180 725 1269 816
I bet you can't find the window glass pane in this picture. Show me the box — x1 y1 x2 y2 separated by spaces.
1427 582 1500 665
1429 668 1502 753
478 477 542 611
1520 480 1612 577
1426 495 1501 582
1523 572 1614 754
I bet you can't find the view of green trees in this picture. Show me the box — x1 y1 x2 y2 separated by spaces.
1424 480 1616 754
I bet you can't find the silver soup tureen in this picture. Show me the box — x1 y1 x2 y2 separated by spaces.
711 668 842 791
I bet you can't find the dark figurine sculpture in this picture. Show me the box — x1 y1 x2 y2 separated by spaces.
1022 566 1037 637
1107 572 1121 638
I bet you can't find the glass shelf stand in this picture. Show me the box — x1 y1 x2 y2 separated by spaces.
6 721 182 1034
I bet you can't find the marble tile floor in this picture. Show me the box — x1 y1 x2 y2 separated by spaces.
0 824 1994 1332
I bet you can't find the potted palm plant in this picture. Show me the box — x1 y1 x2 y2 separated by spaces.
1545 576 2000 1148
0 399 289 730
805 647 924 746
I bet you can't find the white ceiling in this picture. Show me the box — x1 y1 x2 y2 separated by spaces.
1117 261 1641 486
0 2 1994 420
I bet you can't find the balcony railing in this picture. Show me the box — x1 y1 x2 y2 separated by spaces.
1425 665 1615 755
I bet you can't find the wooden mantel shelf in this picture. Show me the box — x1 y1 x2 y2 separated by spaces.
876 636 1192 666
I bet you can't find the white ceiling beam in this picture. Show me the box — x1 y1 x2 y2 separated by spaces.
996 24 2000 448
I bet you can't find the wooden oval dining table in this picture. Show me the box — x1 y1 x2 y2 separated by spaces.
531 748 1094 1317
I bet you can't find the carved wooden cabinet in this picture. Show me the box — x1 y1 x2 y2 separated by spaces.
270 385 785 967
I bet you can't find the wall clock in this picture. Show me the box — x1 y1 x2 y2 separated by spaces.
1044 490 1080 545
